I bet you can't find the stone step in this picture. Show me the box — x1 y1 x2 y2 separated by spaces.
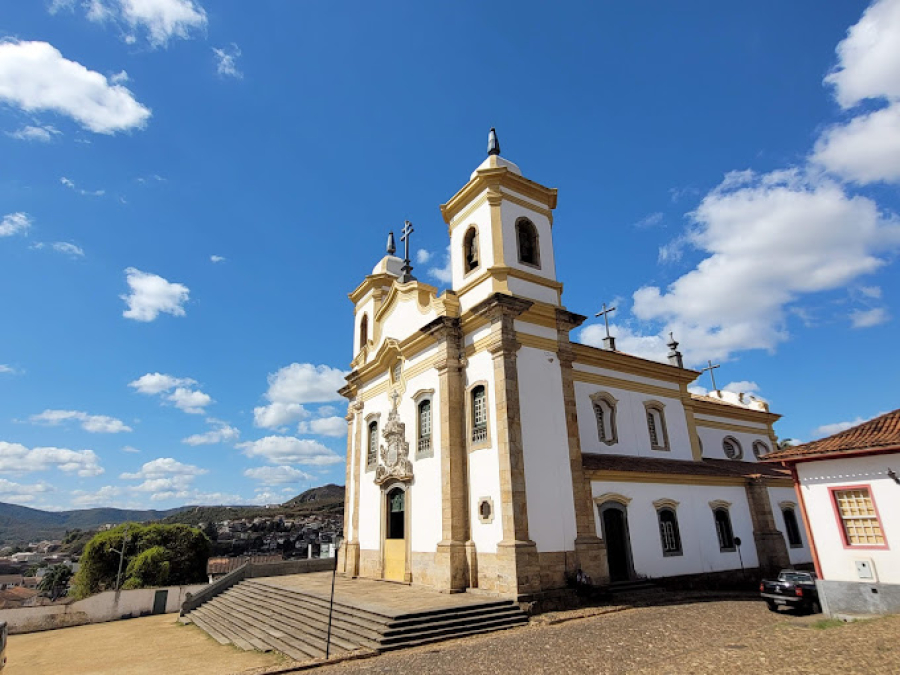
213 591 357 655
381 613 528 649
385 603 523 632
381 616 528 651
188 612 230 645
191 606 259 651
194 602 276 653
225 586 382 649
381 607 527 642
198 598 331 662
243 580 393 624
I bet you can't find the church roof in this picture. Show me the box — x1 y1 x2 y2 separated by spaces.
582 453 790 480
763 408 900 463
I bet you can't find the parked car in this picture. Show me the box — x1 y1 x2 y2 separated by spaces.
760 569 821 614
1 620 6 670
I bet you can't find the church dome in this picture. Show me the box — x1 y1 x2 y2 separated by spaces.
372 255 404 277
470 154 522 180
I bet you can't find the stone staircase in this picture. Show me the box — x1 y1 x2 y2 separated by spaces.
181 577 528 661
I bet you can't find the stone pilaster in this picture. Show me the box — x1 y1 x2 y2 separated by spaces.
556 308 609 585
347 398 364 577
421 316 470 592
339 404 356 575
745 478 790 575
472 293 540 598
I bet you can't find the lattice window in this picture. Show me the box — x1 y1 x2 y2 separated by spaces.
723 436 743 460
367 421 378 468
472 385 487 443
657 508 682 555
417 399 432 454
834 488 885 546
595 403 607 441
752 440 769 459
647 411 659 447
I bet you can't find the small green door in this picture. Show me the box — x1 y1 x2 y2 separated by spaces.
152 589 168 615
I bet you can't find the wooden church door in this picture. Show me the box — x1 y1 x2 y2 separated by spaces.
384 487 407 582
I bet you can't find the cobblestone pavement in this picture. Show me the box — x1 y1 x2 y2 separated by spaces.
313 600 899 675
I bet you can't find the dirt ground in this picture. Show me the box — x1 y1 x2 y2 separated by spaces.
5 600 899 674
4 613 285 675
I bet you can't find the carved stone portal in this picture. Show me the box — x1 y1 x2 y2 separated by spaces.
374 402 413 485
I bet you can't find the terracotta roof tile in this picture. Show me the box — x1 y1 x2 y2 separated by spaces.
764 408 900 462
581 453 790 479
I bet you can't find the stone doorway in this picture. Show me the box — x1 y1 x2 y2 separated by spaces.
384 486 407 582
599 502 634 583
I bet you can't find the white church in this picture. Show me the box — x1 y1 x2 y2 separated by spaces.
338 130 811 601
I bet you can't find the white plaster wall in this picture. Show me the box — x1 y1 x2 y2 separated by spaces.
797 454 900 584
459 277 495 314
354 295 376 357
450 198 492 289
499 199 556 280
464 323 491 348
514 320 557 341
405 368 442 553
591 482 759 578
357 392 388 551
375 297 437 352
576 383 694 461
696 425 772 463
518 346 577 552
767 485 813 566
464 349 503 551
507 277 559 305
468 446 503 554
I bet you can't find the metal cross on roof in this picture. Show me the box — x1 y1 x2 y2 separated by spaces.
399 220 415 283
700 359 721 392
594 303 617 352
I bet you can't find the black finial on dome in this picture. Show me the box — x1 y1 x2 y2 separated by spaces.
386 231 396 256
487 128 500 156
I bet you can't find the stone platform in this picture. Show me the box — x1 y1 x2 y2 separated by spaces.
181 571 528 662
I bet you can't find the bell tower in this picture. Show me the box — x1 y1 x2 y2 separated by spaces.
440 129 562 313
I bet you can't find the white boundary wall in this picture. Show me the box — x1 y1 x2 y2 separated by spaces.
0 584 207 634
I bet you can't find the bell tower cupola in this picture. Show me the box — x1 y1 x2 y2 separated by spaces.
440 129 562 313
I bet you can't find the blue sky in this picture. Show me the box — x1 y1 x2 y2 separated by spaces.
1 1 898 510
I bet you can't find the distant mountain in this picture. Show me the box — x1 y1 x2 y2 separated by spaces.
283 484 344 508
0 502 189 546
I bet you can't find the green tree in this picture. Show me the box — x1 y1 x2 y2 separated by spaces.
71 523 210 599
39 564 73 600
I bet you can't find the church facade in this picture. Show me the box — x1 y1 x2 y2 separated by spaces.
338 131 811 600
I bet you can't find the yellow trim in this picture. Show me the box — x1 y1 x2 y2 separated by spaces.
573 343 700 386
359 380 389 402
516 333 558 352
593 492 632 506
348 273 396 306
586 469 793 488
653 498 680 510
446 193 489 237
500 190 554 221
694 418 771 436
681 390 704 461
441 165 558 227
573 369 683 400
489 190 506 267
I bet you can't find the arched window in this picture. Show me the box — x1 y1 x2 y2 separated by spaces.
359 314 368 350
714 508 735 551
367 420 378 468
591 393 618 445
516 218 540 267
657 508 682 556
463 227 479 273
471 385 487 444
752 440 769 459
417 399 432 455
644 401 669 451
782 507 803 548
723 436 743 460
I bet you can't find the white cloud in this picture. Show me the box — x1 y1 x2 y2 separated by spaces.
167 387 212 414
0 212 32 237
110 70 129 85
0 365 15 374
630 170 900 364
85 0 208 47
814 104 900 184
29 409 132 433
71 485 121 507
60 176 105 197
129 372 212 414
121 267 189 321
254 363 347 429
850 306 890 328
210 254 226 263
0 478 53 505
824 0 900 109
121 445 140 453
427 245 452 284
688 381 765 401
238 436 343 466
0 40 150 134
634 212 664 229
814 416 872 437
212 44 242 79
298 416 347 438
243 465 313 485
120 456 207 498
579 323 670 363
416 249 432 264
0 441 103 476
182 418 240 446
7 124 61 142
51 242 85 257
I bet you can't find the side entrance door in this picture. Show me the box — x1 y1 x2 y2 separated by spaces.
383 487 406 582
600 502 634 583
